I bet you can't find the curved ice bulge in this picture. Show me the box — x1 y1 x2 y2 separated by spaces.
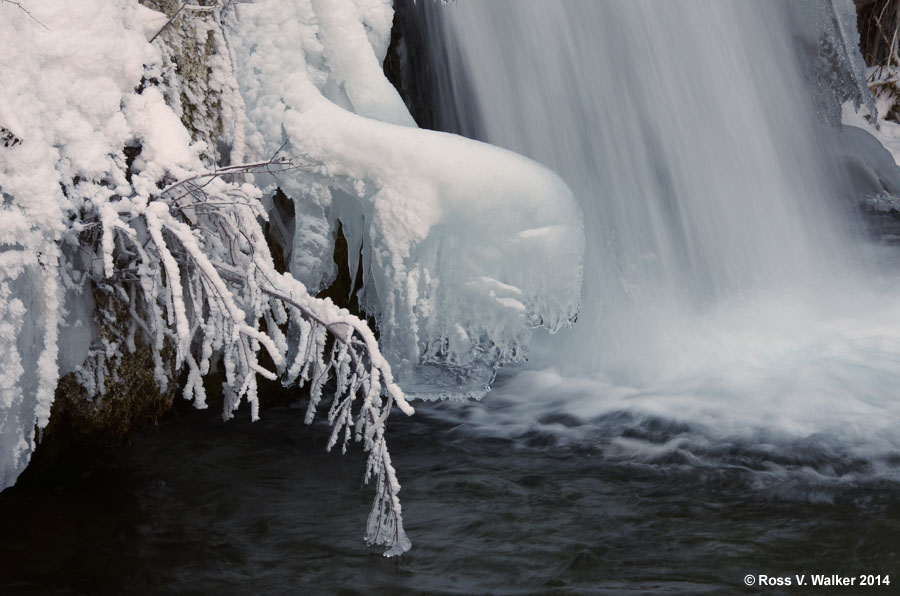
230 0 584 398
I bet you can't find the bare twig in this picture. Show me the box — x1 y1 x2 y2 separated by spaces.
149 1 188 44
1 0 48 31
159 156 300 196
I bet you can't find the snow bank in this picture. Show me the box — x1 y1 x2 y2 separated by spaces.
843 78 900 169
229 0 584 398
839 76 900 216
0 0 171 488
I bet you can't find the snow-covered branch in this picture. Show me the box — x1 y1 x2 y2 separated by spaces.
79 153 413 556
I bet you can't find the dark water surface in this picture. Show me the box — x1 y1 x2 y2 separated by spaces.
1 396 898 595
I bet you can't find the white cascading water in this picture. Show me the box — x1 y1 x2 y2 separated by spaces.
434 0 900 461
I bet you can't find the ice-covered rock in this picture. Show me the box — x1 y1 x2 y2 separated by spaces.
789 0 876 124
0 0 196 489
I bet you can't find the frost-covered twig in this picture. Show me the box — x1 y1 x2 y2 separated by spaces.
158 156 299 198
79 155 413 555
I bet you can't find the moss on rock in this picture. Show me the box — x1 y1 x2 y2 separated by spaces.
140 0 228 164
32 290 177 469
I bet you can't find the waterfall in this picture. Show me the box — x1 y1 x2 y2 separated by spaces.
430 1 869 377
417 0 900 453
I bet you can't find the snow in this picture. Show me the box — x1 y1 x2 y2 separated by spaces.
0 0 167 491
839 104 900 197
842 71 900 169
230 0 584 398
0 0 583 555
315 0 415 126
838 67 900 214
124 88 195 171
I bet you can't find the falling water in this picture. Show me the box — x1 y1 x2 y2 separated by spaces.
429 0 900 456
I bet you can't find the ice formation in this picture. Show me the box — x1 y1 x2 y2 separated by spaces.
0 0 583 554
228 0 583 398
0 0 161 488
788 0 877 124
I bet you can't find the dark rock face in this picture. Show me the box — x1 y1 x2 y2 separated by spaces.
856 0 899 67
139 0 231 165
383 0 482 138
30 1 228 468
1 127 22 148
32 292 177 471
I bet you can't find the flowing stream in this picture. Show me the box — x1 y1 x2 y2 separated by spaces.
1 401 898 594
